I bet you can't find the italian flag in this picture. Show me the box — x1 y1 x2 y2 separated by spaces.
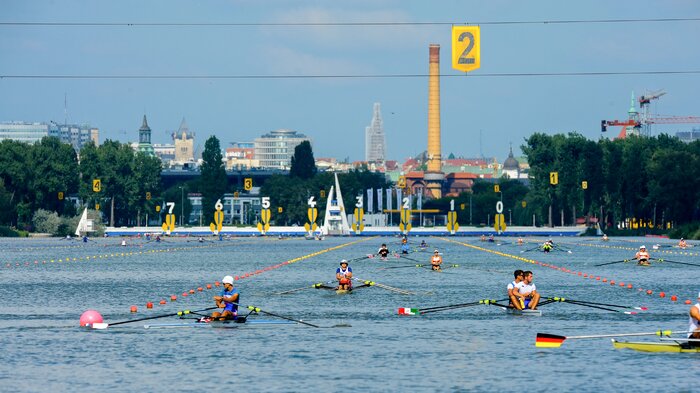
397 308 419 316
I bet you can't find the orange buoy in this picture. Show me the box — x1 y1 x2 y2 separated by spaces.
206 284 212 289
170 295 177 301
659 292 666 298
197 287 203 292
646 290 653 295
189 289 195 294
159 299 167 305
685 299 692 304
671 295 678 302
130 305 138 313
627 284 633 289
146 302 153 309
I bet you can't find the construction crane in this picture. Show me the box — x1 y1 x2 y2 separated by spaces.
601 90 700 139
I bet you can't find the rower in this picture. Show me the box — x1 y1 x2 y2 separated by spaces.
155 235 161 243
480 235 486 242
688 292 700 348
377 244 390 259
635 245 650 266
430 249 443 271
336 260 353 290
507 270 525 310
602 234 609 242
401 242 410 254
488 234 495 243
198 236 204 243
542 240 553 253
82 236 88 243
518 271 540 310
517 237 524 245
679 238 687 249
211 275 239 321
420 240 427 249
121 240 127 246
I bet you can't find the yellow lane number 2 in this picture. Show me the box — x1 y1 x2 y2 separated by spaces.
452 26 481 73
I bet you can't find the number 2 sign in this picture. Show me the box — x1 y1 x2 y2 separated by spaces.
452 26 481 73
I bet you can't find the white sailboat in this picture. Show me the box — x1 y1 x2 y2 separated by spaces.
74 208 93 237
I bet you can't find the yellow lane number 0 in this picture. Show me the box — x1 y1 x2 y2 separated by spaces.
452 26 481 72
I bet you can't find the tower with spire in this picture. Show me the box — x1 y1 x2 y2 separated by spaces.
365 103 386 163
625 91 640 137
138 115 155 157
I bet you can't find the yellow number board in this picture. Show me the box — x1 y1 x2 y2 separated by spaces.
452 26 481 72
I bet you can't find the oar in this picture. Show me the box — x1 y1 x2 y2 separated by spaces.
520 245 541 253
557 298 648 311
87 306 219 329
378 264 427 270
651 258 700 267
246 306 350 328
399 299 493 315
396 255 422 263
594 259 636 267
547 297 638 314
353 277 414 295
275 281 334 295
536 330 691 348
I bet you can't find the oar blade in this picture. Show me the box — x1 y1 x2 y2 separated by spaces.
535 333 566 348
397 307 420 316
87 323 109 330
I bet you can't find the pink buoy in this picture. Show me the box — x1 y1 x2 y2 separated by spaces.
79 310 103 327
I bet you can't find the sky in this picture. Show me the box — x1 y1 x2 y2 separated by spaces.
1 0 699 163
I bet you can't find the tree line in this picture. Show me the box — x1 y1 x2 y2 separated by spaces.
0 137 162 230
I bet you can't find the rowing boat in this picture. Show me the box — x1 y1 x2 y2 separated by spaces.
611 339 700 353
506 308 542 316
144 319 297 329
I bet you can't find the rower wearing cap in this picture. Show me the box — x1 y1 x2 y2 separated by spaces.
602 234 609 242
687 292 700 347
336 260 353 290
420 240 428 249
430 249 443 271
211 275 239 321
635 245 651 266
679 238 687 249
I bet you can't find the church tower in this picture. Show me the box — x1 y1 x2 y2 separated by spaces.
137 115 155 157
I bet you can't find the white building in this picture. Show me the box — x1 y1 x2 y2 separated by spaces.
254 129 311 169
365 103 386 163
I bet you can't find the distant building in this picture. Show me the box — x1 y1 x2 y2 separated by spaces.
0 122 49 144
254 129 311 170
365 103 386 163
153 144 175 164
676 128 700 143
0 121 98 150
137 115 155 157
173 118 195 164
225 144 258 170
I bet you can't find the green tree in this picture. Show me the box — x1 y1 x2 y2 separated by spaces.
290 141 317 179
200 136 227 224
0 139 31 225
133 152 163 225
31 137 80 215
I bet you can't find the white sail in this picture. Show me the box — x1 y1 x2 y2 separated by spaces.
75 208 88 237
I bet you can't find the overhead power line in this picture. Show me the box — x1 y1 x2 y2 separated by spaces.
1 17 699 27
1 70 699 80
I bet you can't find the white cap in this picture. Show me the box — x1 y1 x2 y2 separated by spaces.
640 245 646 249
222 275 234 285
434 249 439 253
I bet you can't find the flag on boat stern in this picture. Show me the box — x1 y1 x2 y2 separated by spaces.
535 333 566 348
398 308 419 316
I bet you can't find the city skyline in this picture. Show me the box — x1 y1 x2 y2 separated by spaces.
2 1 699 162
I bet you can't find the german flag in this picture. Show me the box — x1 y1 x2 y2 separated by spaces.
535 333 566 348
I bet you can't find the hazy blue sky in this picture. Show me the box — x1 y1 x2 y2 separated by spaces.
1 1 699 162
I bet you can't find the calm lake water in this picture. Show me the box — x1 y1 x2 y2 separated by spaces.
0 235 698 392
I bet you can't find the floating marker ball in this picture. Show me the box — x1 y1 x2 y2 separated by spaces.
79 310 103 327
659 292 666 298
146 302 153 309
130 305 138 313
